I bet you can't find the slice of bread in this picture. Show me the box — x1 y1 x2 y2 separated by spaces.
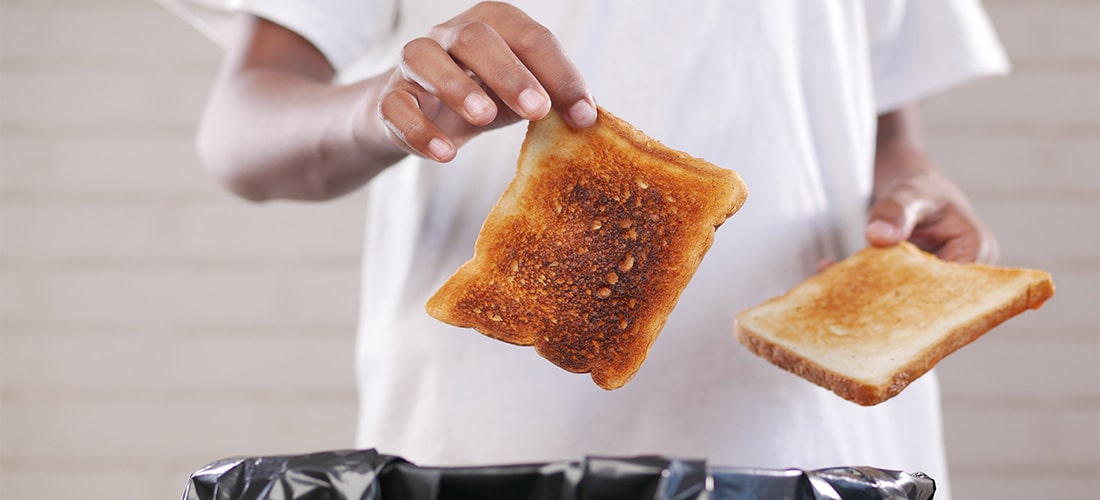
735 242 1055 405
426 106 748 390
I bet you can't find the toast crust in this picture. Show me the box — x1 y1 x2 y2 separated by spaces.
734 242 1055 405
426 106 747 389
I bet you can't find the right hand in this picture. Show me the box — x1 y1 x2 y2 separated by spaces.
374 1 597 162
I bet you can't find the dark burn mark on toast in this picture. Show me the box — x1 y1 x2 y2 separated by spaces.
426 106 747 389
451 145 702 374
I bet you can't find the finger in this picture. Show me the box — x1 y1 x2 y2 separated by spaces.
507 23 595 127
450 4 595 127
438 21 551 121
377 80 456 162
978 230 1000 264
935 225 999 264
400 37 498 126
816 259 837 273
866 183 940 247
935 232 982 263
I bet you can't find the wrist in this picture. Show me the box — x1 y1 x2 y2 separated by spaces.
872 141 938 199
347 73 410 167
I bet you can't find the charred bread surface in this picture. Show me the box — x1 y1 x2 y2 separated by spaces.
427 107 748 389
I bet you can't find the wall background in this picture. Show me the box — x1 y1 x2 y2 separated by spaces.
1 0 1096 498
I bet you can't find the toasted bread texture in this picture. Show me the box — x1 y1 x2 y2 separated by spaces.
426 106 748 390
735 242 1055 406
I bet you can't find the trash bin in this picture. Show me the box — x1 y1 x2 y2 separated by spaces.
182 449 936 499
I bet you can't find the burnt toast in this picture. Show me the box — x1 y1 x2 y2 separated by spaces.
426 106 748 389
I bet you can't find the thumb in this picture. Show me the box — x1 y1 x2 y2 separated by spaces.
866 184 935 247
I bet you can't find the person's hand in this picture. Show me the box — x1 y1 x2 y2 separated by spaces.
865 142 999 264
374 1 596 162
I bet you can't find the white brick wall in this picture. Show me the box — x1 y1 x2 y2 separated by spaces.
923 1 1100 497
2 1 362 499
1 1 1096 499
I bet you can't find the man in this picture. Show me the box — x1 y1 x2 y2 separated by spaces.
168 2 1007 498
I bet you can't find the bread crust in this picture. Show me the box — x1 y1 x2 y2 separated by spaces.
426 106 747 389
734 242 1055 406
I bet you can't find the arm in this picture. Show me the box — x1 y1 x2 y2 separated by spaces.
866 106 998 263
197 3 596 202
197 15 395 201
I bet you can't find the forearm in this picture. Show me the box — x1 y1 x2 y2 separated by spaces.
197 15 407 202
198 69 403 201
199 5 595 202
872 106 936 199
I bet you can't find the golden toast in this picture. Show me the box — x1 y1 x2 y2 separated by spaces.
735 242 1055 405
426 106 748 389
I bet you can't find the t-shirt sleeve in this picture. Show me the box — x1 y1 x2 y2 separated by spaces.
155 0 398 73
864 0 1009 113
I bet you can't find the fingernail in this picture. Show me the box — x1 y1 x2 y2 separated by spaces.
568 99 597 127
428 138 452 160
464 93 493 119
866 220 896 241
518 88 548 116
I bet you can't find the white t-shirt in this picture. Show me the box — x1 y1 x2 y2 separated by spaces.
165 0 1007 496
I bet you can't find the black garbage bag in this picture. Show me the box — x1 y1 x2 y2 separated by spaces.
182 449 935 500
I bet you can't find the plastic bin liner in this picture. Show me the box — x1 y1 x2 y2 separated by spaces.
182 449 935 500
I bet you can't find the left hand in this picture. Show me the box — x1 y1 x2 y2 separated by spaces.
866 143 999 264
